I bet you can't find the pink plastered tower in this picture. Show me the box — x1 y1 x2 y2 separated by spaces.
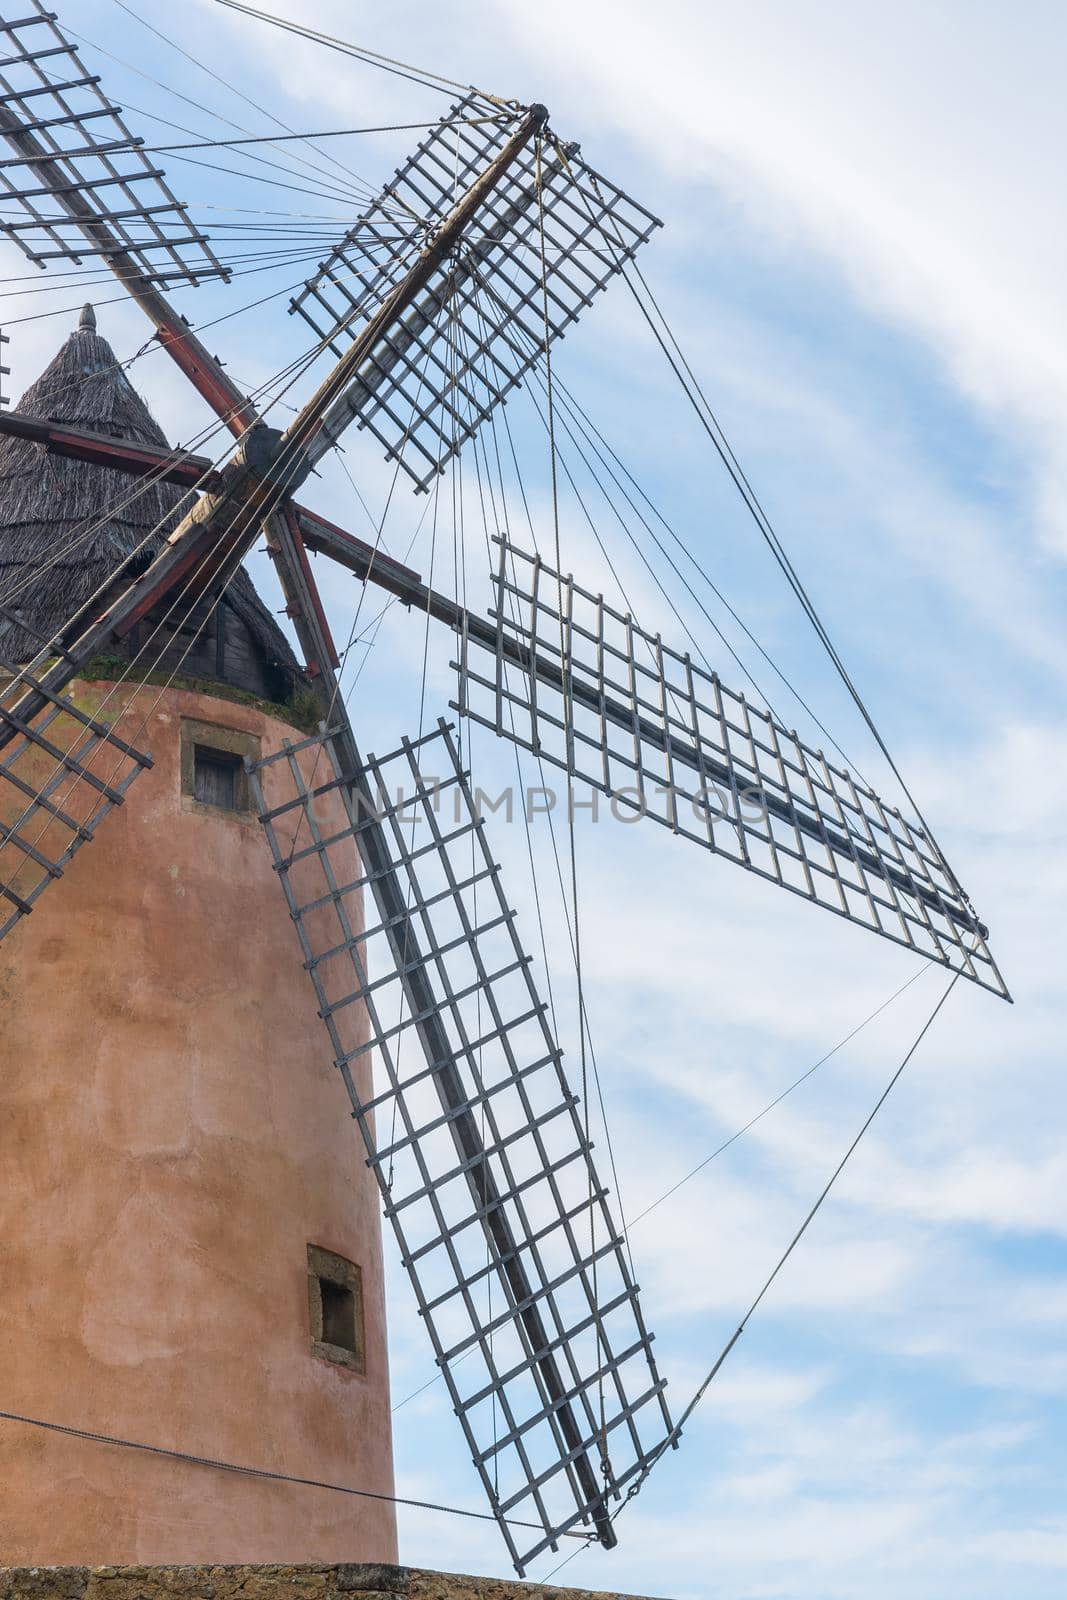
0 312 397 1564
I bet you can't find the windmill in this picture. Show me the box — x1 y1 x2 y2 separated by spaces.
0 0 1008 1579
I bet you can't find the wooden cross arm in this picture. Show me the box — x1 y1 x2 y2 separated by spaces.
0 409 223 490
0 409 424 602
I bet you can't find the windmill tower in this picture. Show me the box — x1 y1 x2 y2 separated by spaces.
0 307 398 1567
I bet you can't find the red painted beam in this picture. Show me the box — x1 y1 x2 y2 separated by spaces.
0 410 222 492
153 318 257 439
292 505 423 601
111 520 244 637
0 412 428 618
281 504 341 670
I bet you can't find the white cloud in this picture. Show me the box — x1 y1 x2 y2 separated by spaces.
198 0 1067 560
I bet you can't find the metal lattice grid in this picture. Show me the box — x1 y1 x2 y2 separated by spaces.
0 1 229 286
249 719 673 1573
289 92 661 490
0 325 8 406
0 647 152 942
453 537 1009 1001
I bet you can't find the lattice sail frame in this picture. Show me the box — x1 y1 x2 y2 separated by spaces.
0 1 228 285
249 720 673 1573
454 537 1009 1000
290 92 661 491
0 644 152 941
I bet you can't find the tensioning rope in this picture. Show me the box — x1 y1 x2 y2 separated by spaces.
534 129 610 1478
460 271 641 1292
386 954 932 1416
0 1407 594 1542
572 161 958 889
87 8 385 208
145 118 513 154
624 248 962 893
213 0 519 111
539 960 965 1584
105 0 392 205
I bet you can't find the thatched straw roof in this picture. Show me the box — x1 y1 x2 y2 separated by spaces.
0 304 299 688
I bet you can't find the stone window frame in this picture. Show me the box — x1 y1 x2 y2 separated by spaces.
179 717 260 820
307 1243 366 1375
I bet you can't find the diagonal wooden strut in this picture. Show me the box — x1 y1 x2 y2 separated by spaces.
0 102 257 433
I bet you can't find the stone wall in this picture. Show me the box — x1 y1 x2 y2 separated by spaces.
0 1567 666 1600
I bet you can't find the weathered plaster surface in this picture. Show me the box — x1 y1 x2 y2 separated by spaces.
0 685 396 1566
0 1568 666 1600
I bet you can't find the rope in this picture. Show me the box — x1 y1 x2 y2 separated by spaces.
620 248 961 889
469 257 876 793
533 132 610 1477
213 0 519 111
539 961 965 1583
275 284 454 876
146 118 512 153
628 961 965 1498
0 1407 593 1541
27 50 368 212
386 957 930 1415
86 9 382 207
441 270 645 1328
628 962 930 1228
0 243 349 327
536 361 873 784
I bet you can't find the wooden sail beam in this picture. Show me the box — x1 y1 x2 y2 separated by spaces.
0 409 987 942
0 412 423 599
0 410 224 489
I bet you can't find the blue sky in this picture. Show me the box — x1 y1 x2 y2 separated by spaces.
5 2 1066 1595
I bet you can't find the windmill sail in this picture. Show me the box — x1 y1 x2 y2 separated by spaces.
289 92 660 490
454 537 1008 1000
0 0 229 286
249 719 673 1574
0 651 151 941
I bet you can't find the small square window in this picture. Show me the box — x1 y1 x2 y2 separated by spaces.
320 1278 357 1352
193 746 241 810
180 718 259 815
307 1244 365 1373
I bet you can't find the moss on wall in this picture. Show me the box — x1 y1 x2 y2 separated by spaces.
76 660 320 734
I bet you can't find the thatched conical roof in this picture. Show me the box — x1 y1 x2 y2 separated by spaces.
0 305 299 696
